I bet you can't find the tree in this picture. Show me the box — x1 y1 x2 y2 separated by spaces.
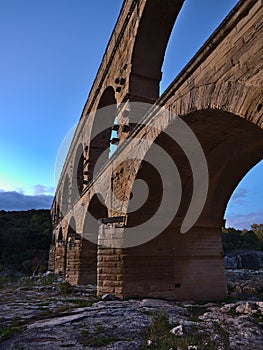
251 223 263 241
222 226 263 253
0 210 52 275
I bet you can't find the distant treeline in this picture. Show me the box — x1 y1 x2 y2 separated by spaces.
0 209 52 276
222 224 263 253
0 209 263 276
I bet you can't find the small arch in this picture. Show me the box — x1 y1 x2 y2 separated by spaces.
58 227 63 242
67 216 77 238
53 202 58 224
54 191 62 223
51 232 56 246
87 87 117 182
78 193 108 285
56 204 61 223
108 116 119 158
71 144 85 205
64 216 78 277
54 227 66 275
51 201 57 225
61 174 70 216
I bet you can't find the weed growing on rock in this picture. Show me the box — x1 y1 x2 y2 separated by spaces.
57 282 73 296
187 305 207 322
37 273 59 285
80 323 120 347
17 273 59 289
211 322 231 349
18 276 34 288
0 275 10 289
140 310 220 350
0 325 25 342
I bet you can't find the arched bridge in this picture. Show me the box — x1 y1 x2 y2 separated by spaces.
49 0 263 300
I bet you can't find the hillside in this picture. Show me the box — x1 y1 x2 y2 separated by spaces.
0 209 52 276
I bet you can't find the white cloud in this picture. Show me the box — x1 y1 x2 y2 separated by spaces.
32 184 54 196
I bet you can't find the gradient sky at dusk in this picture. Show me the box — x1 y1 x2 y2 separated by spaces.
0 0 262 229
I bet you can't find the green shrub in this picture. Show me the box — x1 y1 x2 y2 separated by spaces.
0 275 10 289
0 325 24 342
140 310 225 350
57 282 73 295
80 323 119 347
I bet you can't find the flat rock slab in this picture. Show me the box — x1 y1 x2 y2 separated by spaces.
0 271 262 349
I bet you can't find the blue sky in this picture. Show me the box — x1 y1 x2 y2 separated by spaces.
0 0 262 229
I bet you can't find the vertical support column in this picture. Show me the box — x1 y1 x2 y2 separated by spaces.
48 246 55 272
54 242 66 275
65 237 81 285
171 224 227 300
97 217 227 301
97 217 126 298
78 238 97 285
121 222 227 300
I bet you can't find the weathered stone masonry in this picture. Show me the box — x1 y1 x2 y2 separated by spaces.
49 0 263 300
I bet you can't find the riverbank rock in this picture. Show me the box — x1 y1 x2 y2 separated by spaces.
224 251 263 269
225 269 263 299
0 271 262 349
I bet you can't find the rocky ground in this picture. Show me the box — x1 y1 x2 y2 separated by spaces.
0 270 262 350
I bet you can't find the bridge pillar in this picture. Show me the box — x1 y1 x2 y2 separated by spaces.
97 217 127 297
97 218 227 301
65 237 82 285
53 242 66 275
48 246 55 272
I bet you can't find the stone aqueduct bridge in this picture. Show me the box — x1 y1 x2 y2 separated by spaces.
49 0 263 300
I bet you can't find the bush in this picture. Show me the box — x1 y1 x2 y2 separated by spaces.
0 275 10 289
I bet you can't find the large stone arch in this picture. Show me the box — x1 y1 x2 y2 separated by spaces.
129 0 184 102
162 82 263 129
97 101 263 299
186 110 263 221
159 80 263 223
